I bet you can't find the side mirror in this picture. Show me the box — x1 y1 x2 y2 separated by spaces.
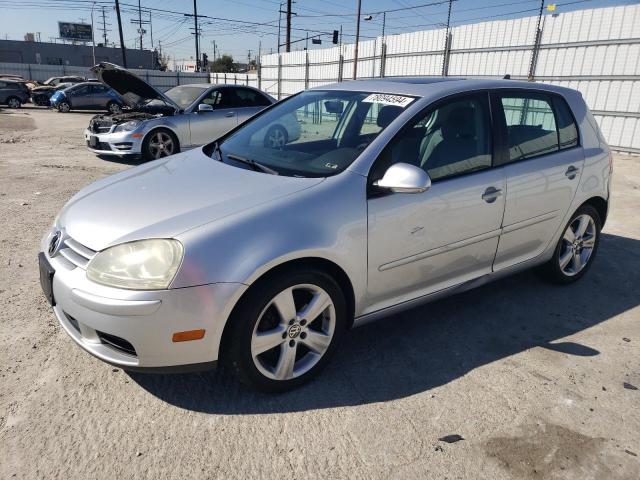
198 103 214 113
373 163 431 194
324 100 344 114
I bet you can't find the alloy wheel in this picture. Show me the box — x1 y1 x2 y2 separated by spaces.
7 98 21 108
148 131 175 159
58 102 70 113
266 127 286 148
559 214 596 276
250 284 336 381
109 102 122 114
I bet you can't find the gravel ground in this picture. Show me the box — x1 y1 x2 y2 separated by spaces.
1 106 639 480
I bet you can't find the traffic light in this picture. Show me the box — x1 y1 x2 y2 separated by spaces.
332 30 339 44
202 53 208 69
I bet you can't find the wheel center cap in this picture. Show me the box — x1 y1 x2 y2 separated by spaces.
288 323 302 339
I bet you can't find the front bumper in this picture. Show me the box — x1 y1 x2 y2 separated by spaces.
84 128 143 156
40 235 247 369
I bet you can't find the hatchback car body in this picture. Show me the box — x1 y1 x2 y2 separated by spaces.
50 81 123 113
40 78 612 391
0 79 30 108
83 62 300 161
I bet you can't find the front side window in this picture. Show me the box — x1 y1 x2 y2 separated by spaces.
217 90 417 177
500 94 559 162
374 94 492 182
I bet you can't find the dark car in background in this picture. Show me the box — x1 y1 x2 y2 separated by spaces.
31 76 86 106
50 82 123 113
0 79 30 108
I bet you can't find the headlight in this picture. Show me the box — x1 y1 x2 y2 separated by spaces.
87 239 183 290
114 120 142 132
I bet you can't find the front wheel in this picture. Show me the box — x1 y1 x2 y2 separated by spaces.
107 101 122 114
57 101 70 113
6 97 22 109
540 204 601 284
141 129 179 161
224 270 346 392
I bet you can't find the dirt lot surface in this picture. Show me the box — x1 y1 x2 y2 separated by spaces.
1 106 638 479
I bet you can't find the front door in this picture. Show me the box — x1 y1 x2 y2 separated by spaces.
491 91 584 270
188 87 239 146
366 92 506 313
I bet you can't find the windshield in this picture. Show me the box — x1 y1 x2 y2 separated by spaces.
218 90 416 177
164 85 207 109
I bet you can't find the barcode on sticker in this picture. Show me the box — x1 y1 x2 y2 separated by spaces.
362 94 414 108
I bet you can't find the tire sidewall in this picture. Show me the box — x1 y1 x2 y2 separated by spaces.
549 205 602 284
226 270 347 392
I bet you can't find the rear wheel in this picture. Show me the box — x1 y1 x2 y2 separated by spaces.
141 129 179 161
107 101 122 114
57 101 70 113
224 269 346 392
540 204 601 284
6 97 21 108
263 125 288 149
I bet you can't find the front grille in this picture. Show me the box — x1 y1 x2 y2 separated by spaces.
86 140 112 151
96 331 137 357
58 236 96 269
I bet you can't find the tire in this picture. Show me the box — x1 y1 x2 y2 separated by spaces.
263 125 288 149
224 269 347 392
57 101 71 113
107 101 122 114
141 129 179 161
6 97 21 109
539 204 601 284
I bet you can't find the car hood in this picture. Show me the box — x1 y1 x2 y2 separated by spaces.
58 149 324 251
90 62 179 110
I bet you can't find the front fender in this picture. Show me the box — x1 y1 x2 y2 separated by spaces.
172 171 369 315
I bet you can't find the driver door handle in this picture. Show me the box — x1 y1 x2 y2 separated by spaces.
224 111 235 117
482 186 503 203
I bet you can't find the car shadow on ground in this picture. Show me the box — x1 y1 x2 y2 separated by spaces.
129 233 639 413
96 154 145 166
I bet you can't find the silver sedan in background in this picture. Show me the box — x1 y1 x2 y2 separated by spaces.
84 62 300 161
41 78 611 392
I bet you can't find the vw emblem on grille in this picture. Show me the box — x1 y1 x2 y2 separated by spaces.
48 230 62 257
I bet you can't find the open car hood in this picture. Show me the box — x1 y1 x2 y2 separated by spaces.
90 62 180 110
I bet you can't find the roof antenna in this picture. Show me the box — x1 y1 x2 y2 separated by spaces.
503 74 511 80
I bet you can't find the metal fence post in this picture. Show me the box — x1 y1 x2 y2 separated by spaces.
441 32 452 76
379 43 387 78
338 54 344 83
304 51 309 90
257 58 262 90
176 71 180 86
277 54 282 100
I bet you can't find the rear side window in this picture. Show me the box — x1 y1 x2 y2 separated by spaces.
235 88 272 107
553 97 579 149
498 92 579 163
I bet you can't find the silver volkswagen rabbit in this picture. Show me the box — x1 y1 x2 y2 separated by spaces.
40 77 612 392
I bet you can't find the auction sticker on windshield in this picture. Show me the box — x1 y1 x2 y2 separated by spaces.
362 93 415 108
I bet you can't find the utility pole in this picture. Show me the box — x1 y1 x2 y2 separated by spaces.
285 0 292 52
115 0 127 67
137 0 143 50
277 2 283 53
149 11 153 48
528 0 545 80
353 0 361 80
212 40 217 61
193 0 200 71
442 0 453 76
100 6 109 46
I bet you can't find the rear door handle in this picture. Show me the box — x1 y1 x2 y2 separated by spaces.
565 165 580 179
224 111 235 118
482 186 503 203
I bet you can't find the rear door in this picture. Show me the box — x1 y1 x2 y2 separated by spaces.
67 85 91 108
188 87 239 146
233 87 273 123
492 90 584 270
88 84 111 108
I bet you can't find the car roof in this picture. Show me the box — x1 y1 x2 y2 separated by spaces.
315 77 576 98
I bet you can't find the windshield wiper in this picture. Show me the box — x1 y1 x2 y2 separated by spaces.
227 153 279 175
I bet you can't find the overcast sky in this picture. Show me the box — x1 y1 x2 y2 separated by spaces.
0 0 637 62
